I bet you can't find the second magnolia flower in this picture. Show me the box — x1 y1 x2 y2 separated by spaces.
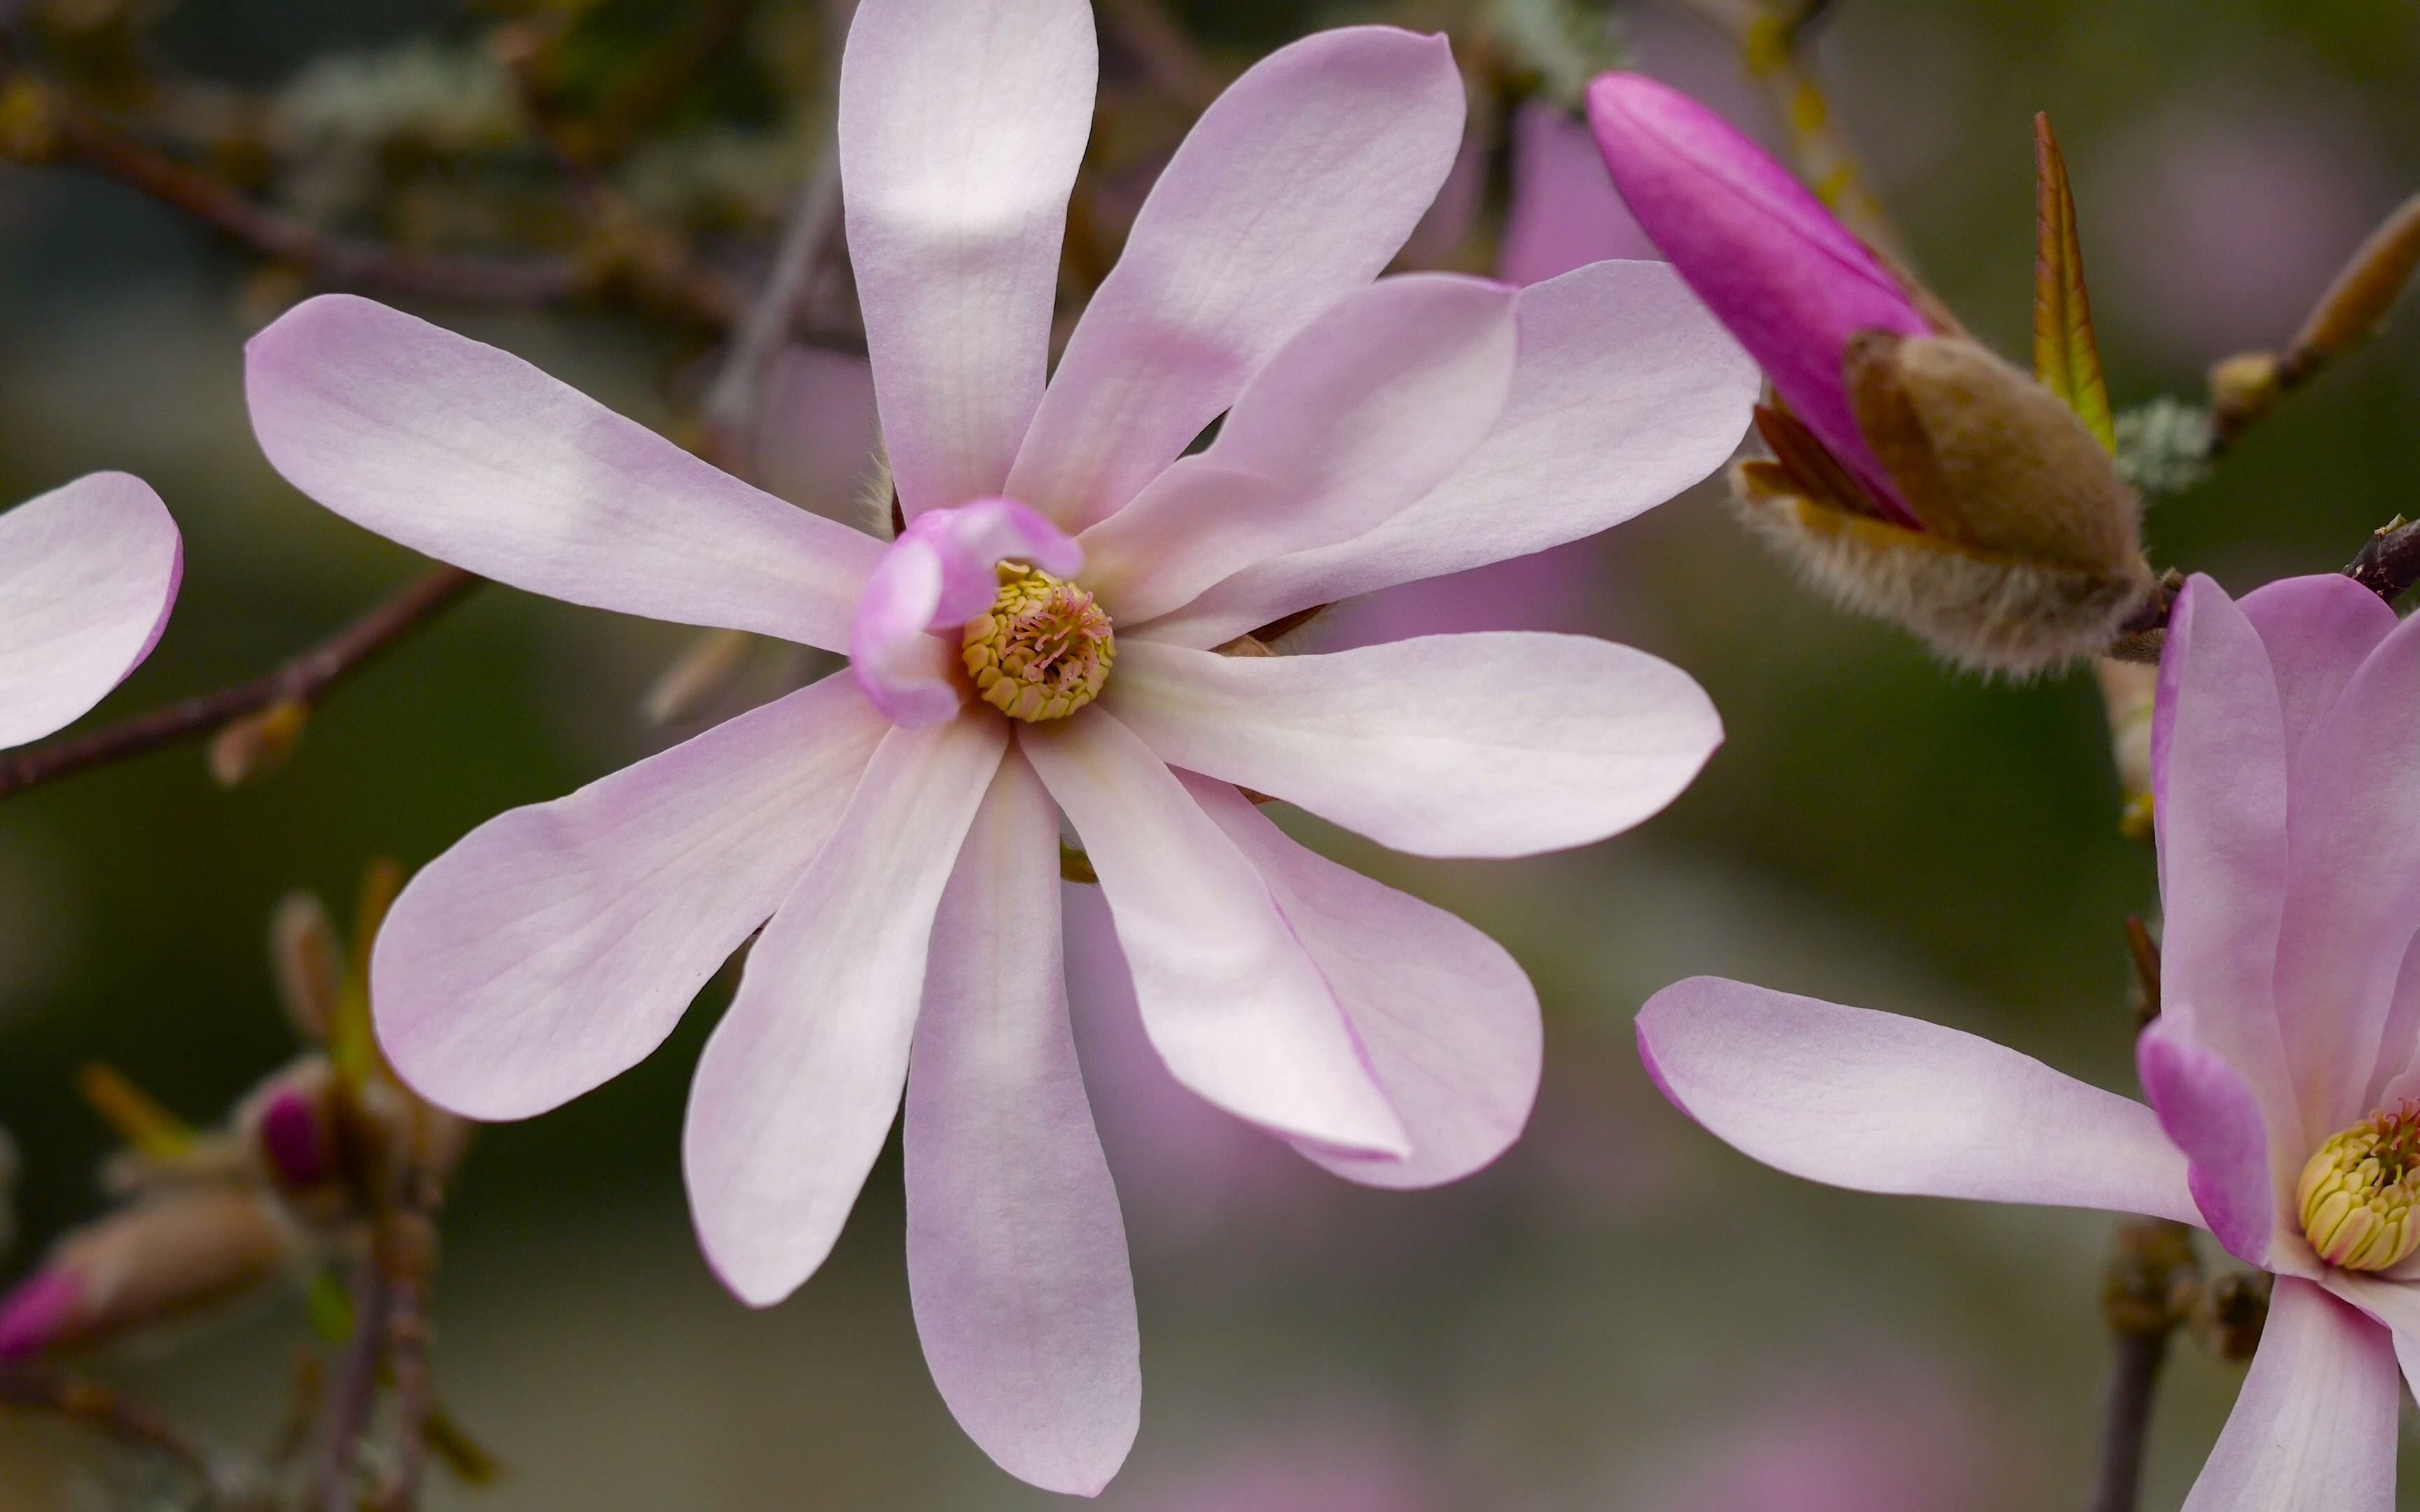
240 1 1758 1497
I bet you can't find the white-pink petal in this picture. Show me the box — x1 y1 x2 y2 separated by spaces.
685 713 1007 1306
906 755 1138 1495
1007 27 1466 529
1191 777 1540 1188
373 673 890 1121
1020 713 1408 1157
2275 606 2420 1131
1080 274 1518 624
246 295 882 650
0 472 180 750
1106 633 1720 860
2154 577 2300 1151
840 0 1096 516
1636 978 2201 1223
1146 260 1757 649
2181 1278 2396 1512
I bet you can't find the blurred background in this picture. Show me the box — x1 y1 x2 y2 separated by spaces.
0 0 2415 1506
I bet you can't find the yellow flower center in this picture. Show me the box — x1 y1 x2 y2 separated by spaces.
2298 1105 2420 1271
960 564 1114 722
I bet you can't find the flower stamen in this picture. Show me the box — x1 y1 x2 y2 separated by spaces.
961 564 1114 722
2298 1104 2420 1271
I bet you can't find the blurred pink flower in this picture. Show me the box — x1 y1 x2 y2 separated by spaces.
1498 100 1655 287
1587 71 1929 525
1641 571 2420 1511
0 472 180 750
246 2 1753 1494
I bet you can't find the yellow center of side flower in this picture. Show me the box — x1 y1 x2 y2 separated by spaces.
961 564 1115 723
2298 1105 2420 1271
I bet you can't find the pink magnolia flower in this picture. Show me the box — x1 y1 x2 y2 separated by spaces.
1639 570 2420 1511
0 472 180 750
1586 71 1931 526
244 1 1756 1494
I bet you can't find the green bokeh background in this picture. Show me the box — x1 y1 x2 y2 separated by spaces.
1 0 2416 1506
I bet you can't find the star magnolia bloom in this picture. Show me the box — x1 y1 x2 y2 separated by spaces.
1586 71 1931 526
1639 571 2420 1511
245 1 1755 1494
0 472 180 750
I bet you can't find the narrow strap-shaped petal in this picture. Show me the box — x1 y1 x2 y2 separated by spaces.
685 713 1008 1306
0 472 180 750
1007 27 1465 529
1189 776 1540 1189
2275 605 2420 1132
1139 261 1756 648
1105 634 1720 859
1636 977 2201 1223
1020 713 1409 1157
373 673 890 1121
2137 1020 2278 1267
247 295 882 649
840 0 1094 516
2154 577 2301 1148
1078 274 1517 624
2181 1278 2396 1512
906 754 1138 1495
849 499 1081 727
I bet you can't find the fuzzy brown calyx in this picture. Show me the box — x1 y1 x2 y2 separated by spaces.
1733 334 2157 674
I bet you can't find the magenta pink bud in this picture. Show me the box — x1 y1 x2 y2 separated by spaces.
0 1267 81 1360
257 1088 332 1189
1585 72 1931 524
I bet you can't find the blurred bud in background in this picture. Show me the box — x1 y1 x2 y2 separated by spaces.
0 1185 300 1362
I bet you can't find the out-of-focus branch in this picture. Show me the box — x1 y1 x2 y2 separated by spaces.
1665 0 1901 257
0 71 587 304
310 1260 387 1512
366 1168 443 1512
0 565 482 800
701 145 844 467
1098 0 1226 109
0 1368 222 1487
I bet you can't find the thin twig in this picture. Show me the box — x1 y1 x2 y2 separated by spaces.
701 145 845 468
2 71 588 304
1097 0 1227 110
2088 1218 2195 1512
0 565 482 799
0 1368 217 1483
367 1163 444 1512
2344 515 2420 604
310 1259 388 1512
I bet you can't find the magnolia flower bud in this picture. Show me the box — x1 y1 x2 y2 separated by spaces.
1587 71 2155 672
0 1186 302 1359
1734 333 2155 672
268 890 344 1044
1587 71 1931 526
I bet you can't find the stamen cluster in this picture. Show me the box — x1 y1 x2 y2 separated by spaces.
2298 1105 2420 1271
960 564 1115 723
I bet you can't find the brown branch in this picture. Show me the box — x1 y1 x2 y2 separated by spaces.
2089 1219 2196 1512
366 1165 444 1512
0 1368 218 1486
0 564 482 800
2344 515 2420 604
1 73 589 304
